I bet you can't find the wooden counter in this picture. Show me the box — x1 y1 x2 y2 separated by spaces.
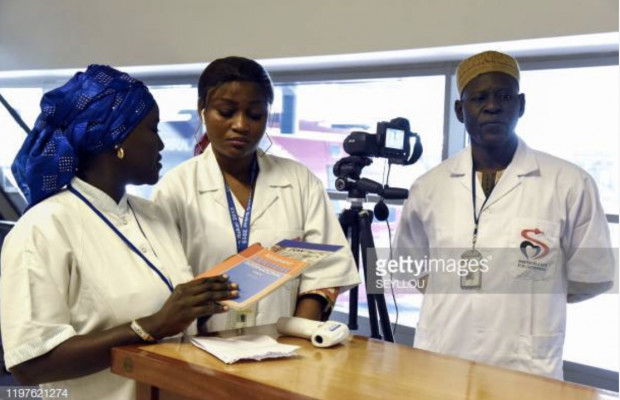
111 325 617 400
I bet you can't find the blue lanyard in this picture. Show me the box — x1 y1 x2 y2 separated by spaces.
68 185 174 292
224 157 259 253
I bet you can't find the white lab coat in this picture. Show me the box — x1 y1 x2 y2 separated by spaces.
394 138 614 379
153 146 360 331
1 178 195 400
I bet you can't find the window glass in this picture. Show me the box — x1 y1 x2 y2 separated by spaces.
564 222 619 372
517 66 619 371
127 85 197 199
518 66 619 214
267 77 445 191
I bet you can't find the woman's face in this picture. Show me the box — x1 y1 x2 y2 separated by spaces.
202 81 269 163
119 106 164 185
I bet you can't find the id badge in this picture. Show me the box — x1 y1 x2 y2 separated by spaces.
227 304 258 330
460 249 482 290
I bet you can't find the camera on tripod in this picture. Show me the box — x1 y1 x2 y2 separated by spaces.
333 117 422 342
333 117 422 200
343 117 414 164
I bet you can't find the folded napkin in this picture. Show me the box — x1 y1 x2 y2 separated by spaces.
190 334 300 364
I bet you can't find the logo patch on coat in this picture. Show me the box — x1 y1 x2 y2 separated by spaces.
519 228 550 260
515 228 553 278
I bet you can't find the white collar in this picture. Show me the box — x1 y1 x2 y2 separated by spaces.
196 145 293 193
448 136 539 178
70 177 129 215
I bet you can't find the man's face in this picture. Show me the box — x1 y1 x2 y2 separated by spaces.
455 72 525 149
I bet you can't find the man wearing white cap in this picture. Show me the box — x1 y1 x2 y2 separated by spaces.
393 51 614 379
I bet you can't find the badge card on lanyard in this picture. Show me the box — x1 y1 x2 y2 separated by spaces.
461 165 488 290
223 156 260 329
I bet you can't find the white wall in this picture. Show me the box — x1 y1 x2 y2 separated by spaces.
0 0 617 71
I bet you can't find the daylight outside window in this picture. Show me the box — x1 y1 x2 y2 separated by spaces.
518 66 619 372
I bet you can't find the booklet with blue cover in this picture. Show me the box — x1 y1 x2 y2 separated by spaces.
196 240 342 309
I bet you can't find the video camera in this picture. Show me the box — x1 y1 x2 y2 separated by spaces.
333 117 422 206
342 117 422 165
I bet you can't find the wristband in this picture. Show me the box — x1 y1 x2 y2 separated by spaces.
130 320 158 343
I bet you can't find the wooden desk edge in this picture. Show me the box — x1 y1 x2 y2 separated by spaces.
111 344 316 400
111 335 615 400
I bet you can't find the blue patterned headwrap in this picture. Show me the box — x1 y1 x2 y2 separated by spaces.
12 64 156 207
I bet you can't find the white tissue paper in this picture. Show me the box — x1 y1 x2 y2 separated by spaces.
190 334 300 364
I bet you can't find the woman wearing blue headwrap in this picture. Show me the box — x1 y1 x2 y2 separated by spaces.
1 65 237 399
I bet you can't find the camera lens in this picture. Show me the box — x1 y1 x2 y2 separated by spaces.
335 178 347 191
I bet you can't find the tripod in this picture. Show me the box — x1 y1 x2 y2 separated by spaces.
339 196 394 342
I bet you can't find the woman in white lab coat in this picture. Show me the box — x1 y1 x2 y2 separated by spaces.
154 57 360 331
1 65 237 400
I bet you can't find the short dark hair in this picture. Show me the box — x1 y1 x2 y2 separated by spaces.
197 56 274 110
